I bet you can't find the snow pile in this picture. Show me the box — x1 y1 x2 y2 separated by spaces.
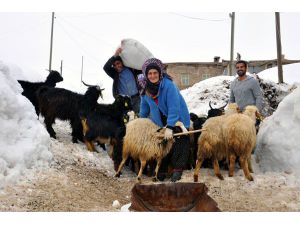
181 75 233 116
0 61 52 188
255 85 300 176
181 74 294 118
258 63 300 85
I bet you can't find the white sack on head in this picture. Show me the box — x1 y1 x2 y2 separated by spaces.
120 39 154 70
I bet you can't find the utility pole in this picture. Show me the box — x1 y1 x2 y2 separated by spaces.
275 12 284 83
81 56 84 81
60 60 63 76
229 12 235 76
49 12 55 71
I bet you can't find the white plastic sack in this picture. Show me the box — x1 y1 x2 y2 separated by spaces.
120 39 154 70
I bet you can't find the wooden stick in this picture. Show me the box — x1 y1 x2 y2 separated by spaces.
158 128 206 138
173 128 207 137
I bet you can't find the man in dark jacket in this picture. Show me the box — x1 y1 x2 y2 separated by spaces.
103 47 142 113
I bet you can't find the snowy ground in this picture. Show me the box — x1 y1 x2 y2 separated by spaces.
0 119 300 212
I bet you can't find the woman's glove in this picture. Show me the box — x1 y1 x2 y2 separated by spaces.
164 127 173 140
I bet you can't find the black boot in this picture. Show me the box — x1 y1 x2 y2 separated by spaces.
157 173 166 181
171 170 182 182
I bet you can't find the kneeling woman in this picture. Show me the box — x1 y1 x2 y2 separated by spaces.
139 58 190 182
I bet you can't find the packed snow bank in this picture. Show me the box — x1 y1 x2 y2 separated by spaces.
181 75 234 116
0 61 52 188
181 74 293 117
258 63 300 85
255 85 300 176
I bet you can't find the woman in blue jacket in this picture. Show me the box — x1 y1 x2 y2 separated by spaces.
139 58 190 182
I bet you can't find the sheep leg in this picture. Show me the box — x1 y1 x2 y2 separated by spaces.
137 160 147 182
193 158 204 182
239 157 254 181
134 160 140 175
114 156 128 178
228 154 236 177
152 158 162 182
248 157 254 173
213 158 224 180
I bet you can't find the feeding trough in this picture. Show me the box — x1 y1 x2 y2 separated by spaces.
129 182 220 212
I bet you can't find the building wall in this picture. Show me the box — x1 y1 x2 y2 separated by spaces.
166 63 225 90
166 59 300 90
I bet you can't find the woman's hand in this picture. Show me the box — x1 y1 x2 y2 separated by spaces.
164 127 173 140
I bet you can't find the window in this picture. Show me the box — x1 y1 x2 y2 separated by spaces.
202 74 211 80
181 75 190 86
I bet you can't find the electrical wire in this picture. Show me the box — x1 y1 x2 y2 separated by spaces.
169 12 228 22
56 14 114 47
55 20 101 67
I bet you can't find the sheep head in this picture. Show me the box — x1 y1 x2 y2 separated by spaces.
243 105 261 122
225 103 240 115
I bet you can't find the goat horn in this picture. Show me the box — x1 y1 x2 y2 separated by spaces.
219 102 228 110
81 80 93 87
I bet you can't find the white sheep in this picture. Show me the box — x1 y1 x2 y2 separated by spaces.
193 103 239 182
114 118 175 182
222 105 259 181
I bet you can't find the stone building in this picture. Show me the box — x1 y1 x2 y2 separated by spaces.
166 56 300 90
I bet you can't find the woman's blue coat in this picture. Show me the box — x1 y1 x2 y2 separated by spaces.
139 76 190 128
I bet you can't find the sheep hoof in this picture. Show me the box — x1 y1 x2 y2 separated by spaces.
114 173 120 178
152 177 158 182
193 175 198 182
228 173 233 177
247 175 254 181
216 174 224 180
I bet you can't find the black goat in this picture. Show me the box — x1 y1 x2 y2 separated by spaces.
189 101 227 168
37 85 104 143
18 70 63 116
80 95 132 152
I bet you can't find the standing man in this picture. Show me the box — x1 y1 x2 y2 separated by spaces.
103 47 142 113
230 60 263 112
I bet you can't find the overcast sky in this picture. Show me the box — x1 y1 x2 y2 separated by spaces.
1 1 300 96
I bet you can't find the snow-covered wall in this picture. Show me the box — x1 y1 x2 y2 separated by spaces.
255 85 300 176
0 61 52 188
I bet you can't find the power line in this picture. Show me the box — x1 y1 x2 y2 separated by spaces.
55 20 101 67
56 14 114 47
169 12 228 22
60 13 115 18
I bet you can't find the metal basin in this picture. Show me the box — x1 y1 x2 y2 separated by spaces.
129 182 220 212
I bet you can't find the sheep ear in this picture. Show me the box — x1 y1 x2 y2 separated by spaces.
255 111 263 121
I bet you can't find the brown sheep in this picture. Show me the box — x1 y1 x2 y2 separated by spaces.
114 118 175 182
194 103 239 182
222 105 259 181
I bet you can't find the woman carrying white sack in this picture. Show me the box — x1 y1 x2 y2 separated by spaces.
139 58 191 182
